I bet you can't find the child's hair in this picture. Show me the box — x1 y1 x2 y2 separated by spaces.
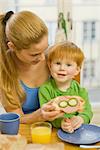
47 41 85 68
0 11 48 110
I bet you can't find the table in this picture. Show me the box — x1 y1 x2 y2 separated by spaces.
19 124 100 150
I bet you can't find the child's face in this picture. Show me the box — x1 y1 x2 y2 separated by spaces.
49 59 80 83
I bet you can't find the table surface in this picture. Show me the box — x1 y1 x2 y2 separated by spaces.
19 124 100 150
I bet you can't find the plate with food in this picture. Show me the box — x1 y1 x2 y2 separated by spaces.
57 124 100 145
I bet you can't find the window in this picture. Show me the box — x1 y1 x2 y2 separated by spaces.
83 21 96 41
91 21 96 40
83 22 88 40
83 59 95 79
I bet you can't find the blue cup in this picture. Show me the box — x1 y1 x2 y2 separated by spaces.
0 112 20 135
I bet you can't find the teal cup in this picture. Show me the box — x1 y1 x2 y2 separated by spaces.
0 112 20 135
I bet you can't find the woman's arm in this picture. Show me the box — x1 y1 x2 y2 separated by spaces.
8 103 62 124
12 108 44 124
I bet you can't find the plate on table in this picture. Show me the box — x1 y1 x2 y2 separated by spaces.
57 124 100 145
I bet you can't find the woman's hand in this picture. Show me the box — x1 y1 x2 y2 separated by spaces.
41 100 64 121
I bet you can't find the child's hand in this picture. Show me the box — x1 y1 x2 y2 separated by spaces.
61 116 84 133
61 118 74 133
70 116 84 130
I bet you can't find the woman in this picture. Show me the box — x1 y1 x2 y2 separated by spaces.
0 11 62 124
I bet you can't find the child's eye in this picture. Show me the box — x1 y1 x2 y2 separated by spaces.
56 62 61 65
66 63 72 66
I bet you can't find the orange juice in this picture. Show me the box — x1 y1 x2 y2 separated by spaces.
31 122 52 144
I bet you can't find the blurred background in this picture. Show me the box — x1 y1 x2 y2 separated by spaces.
0 0 100 124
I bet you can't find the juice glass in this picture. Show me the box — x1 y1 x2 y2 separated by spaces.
31 122 52 144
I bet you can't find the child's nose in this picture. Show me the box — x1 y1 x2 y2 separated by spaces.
60 64 66 70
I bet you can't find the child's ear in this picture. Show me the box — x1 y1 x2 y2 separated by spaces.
47 61 51 70
74 66 81 76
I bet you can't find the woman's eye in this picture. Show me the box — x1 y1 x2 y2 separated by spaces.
30 54 39 57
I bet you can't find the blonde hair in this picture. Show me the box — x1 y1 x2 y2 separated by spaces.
0 11 48 110
47 41 84 68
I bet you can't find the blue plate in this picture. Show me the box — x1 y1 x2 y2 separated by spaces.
57 124 100 145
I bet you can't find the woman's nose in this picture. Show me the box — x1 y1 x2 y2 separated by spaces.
39 53 45 61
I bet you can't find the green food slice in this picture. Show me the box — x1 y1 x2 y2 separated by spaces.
58 100 68 108
68 98 78 107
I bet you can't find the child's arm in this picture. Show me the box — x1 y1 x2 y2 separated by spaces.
78 88 93 124
39 86 64 128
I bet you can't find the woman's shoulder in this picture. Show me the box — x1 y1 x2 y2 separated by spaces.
39 78 55 90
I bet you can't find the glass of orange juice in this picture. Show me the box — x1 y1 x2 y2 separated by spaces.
31 122 52 144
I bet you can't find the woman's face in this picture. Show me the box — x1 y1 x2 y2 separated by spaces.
15 35 48 65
